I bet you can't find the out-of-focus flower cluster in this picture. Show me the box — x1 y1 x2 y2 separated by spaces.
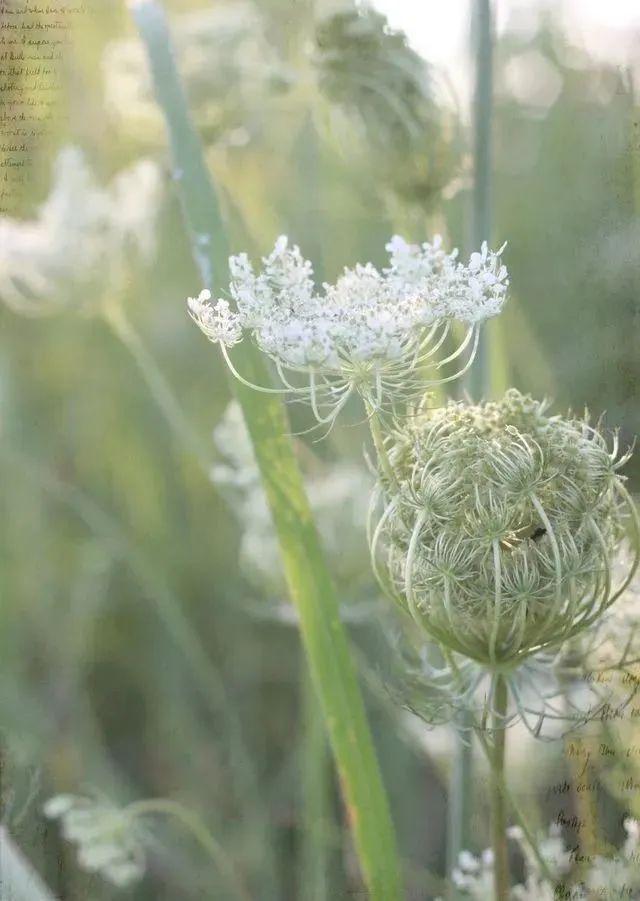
44 794 146 888
188 235 508 423
211 401 373 608
448 818 640 899
0 147 163 316
103 4 293 147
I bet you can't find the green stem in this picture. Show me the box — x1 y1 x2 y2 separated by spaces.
299 669 332 901
128 799 250 901
490 677 509 901
128 4 403 898
367 406 397 489
102 301 211 476
442 652 554 885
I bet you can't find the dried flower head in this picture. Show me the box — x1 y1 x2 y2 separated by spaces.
44 795 146 888
313 6 460 204
0 147 163 316
371 389 638 668
188 234 508 427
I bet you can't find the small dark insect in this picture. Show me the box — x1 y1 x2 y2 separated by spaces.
530 527 547 542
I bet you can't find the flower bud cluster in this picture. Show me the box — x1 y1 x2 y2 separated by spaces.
371 389 636 667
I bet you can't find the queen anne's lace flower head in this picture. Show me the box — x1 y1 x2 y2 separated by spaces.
370 389 638 668
188 234 509 426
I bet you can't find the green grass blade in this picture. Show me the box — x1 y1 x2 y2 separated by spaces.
0 828 58 901
127 2 403 897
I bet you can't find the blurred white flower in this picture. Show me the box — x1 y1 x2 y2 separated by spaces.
586 817 640 897
453 825 578 900
0 147 163 316
452 818 640 899
44 794 146 888
189 234 508 425
211 401 373 601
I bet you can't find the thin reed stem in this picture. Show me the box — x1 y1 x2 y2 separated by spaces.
468 0 494 398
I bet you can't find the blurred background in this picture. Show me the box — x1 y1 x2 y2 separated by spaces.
0 0 639 898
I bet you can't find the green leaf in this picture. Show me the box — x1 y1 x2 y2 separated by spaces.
127 3 404 897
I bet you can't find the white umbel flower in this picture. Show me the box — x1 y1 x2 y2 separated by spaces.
188 234 509 427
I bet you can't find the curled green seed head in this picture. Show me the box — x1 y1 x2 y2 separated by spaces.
371 389 638 667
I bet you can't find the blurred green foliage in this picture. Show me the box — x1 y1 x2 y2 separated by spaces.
0 1 638 898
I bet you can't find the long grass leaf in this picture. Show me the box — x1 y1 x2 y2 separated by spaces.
127 2 403 897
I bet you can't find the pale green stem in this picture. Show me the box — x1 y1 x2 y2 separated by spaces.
102 301 211 476
442 651 555 885
490 677 509 901
128 799 250 901
475 724 556 886
366 406 398 489
129 4 403 897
